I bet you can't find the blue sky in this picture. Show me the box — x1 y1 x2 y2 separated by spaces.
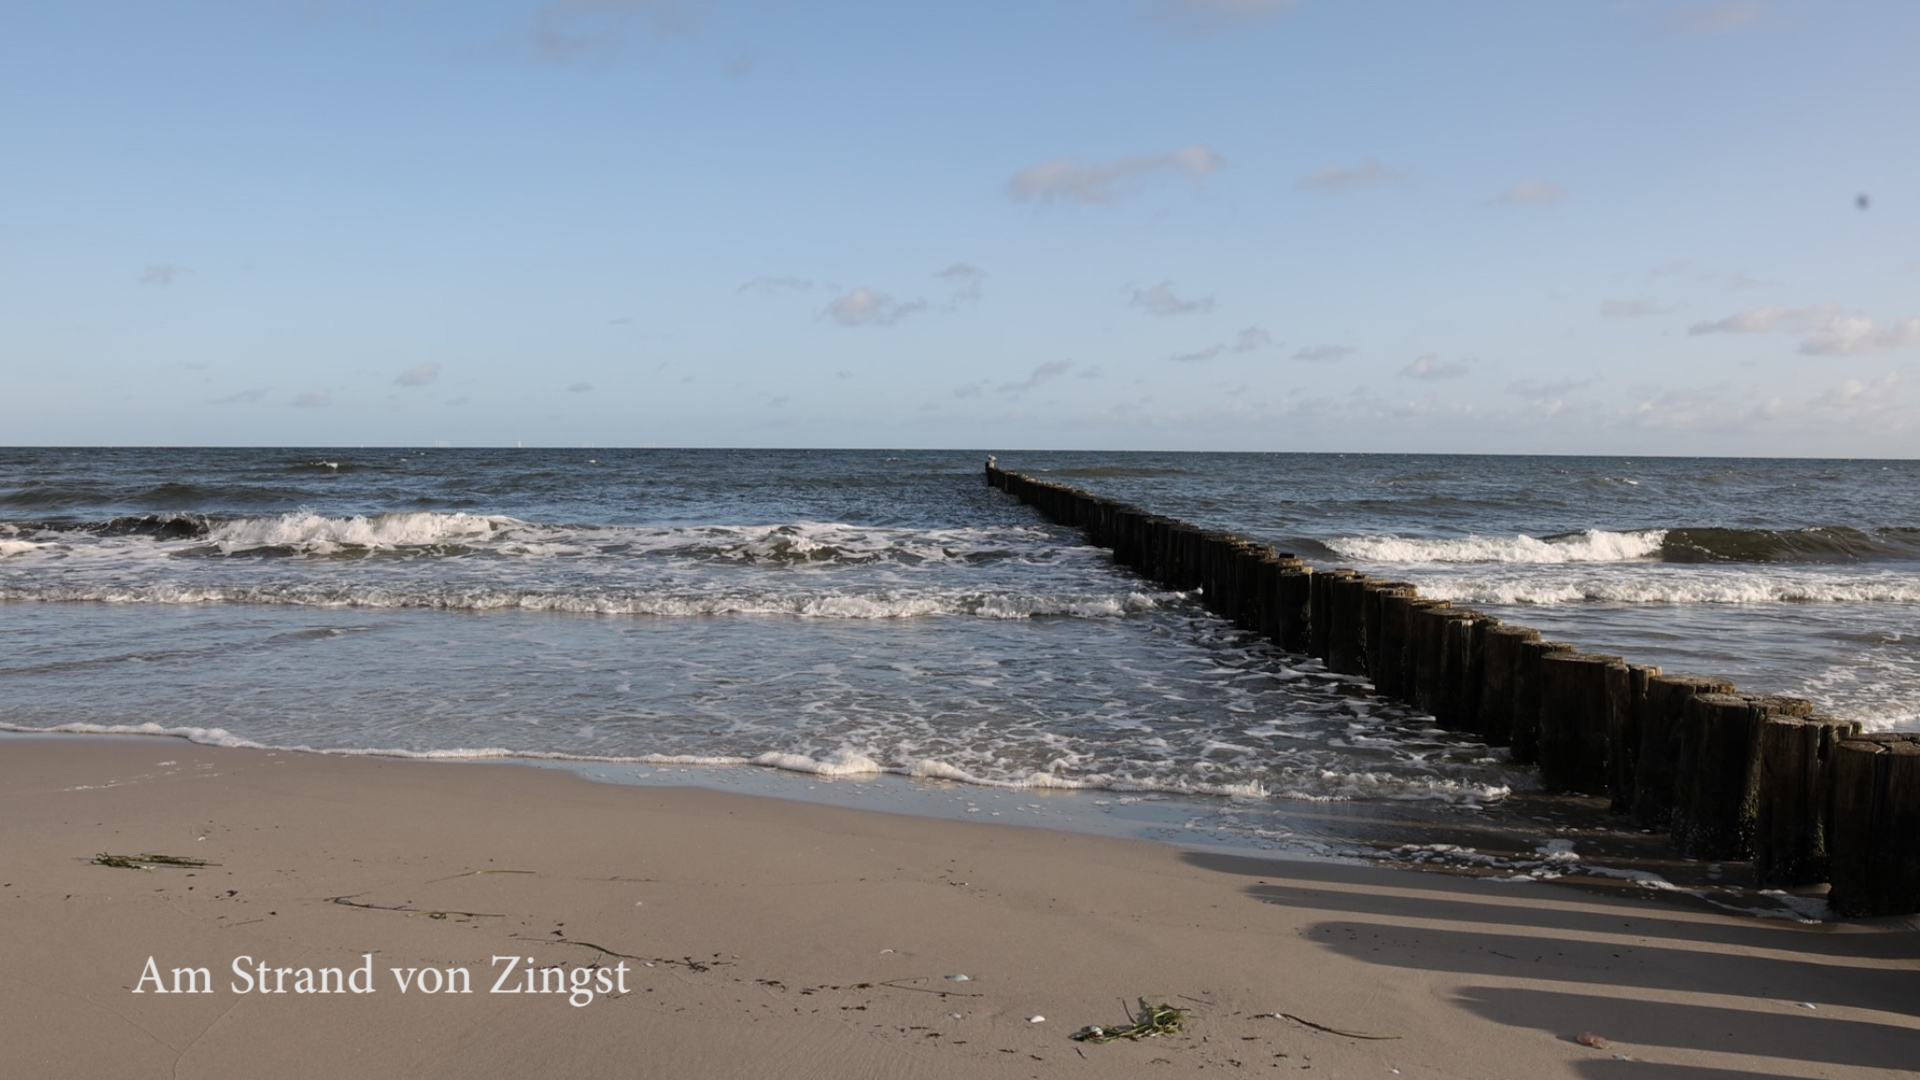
3 0 1916 453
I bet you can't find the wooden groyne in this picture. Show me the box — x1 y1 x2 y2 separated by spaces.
986 461 1920 916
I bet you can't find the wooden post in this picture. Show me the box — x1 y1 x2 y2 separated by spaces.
1630 674 1737 831
1309 569 1355 663
1671 693 1757 858
1510 638 1573 765
1233 545 1272 631
1142 517 1166 582
1670 695 1811 859
1326 574 1372 675
1828 733 1920 916
1753 715 1862 886
1476 624 1539 747
1436 612 1496 733
1250 555 1279 641
1275 566 1312 653
1537 653 1627 795
1202 533 1238 618
1166 525 1196 590
1372 589 1421 700
1406 601 1454 716
1606 663 1662 814
1362 582 1417 689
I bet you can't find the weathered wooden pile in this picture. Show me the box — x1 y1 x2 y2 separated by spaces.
987 462 1920 917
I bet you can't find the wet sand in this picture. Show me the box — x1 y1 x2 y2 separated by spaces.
2 736 1916 1079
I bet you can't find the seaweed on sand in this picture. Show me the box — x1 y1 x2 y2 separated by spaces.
93 853 216 870
1072 1000 1191 1044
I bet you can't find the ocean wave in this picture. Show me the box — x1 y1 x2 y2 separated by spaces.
0 513 1056 566
203 510 515 552
1661 526 1920 563
1 722 1511 804
1414 576 1920 605
1327 530 1666 564
0 582 1174 619
1327 526 1920 566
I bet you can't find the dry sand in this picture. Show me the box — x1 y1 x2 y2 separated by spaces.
2 735 1916 1080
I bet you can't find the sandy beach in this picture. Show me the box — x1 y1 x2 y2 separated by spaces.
0 736 1913 1079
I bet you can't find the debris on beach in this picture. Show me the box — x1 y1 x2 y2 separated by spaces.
327 894 502 920
1260 1012 1399 1040
92 853 215 871
1071 1001 1188 1043
1576 1032 1610 1049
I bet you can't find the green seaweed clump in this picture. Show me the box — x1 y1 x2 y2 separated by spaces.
1072 1000 1190 1044
93 853 215 870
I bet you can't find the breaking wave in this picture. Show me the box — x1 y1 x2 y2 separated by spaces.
1327 530 1666 564
1326 526 1920 566
1 722 1512 804
1411 575 1920 606
0 582 1173 619
0 513 1053 566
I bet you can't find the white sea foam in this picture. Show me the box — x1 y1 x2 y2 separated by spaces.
1413 575 1920 606
4 513 1060 567
751 749 886 776
0 540 38 557
0 722 1513 805
0 583 1171 619
207 511 520 552
1327 529 1666 565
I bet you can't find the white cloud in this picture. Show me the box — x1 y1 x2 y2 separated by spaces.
522 0 713 64
1801 317 1920 356
1294 158 1406 194
1494 180 1564 205
1687 303 1920 354
1401 353 1468 379
1127 281 1214 317
1149 0 1302 29
1601 298 1668 319
1170 326 1270 363
1291 344 1352 362
290 390 331 408
1232 326 1272 352
825 287 925 328
999 361 1072 394
1813 371 1900 410
1688 303 1809 334
394 363 441 387
1746 372 1911 431
1006 144 1223 205
139 264 192 287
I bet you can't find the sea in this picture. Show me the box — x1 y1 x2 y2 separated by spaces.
3 448 1916 893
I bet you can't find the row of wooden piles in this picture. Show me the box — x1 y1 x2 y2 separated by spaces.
987 463 1920 917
